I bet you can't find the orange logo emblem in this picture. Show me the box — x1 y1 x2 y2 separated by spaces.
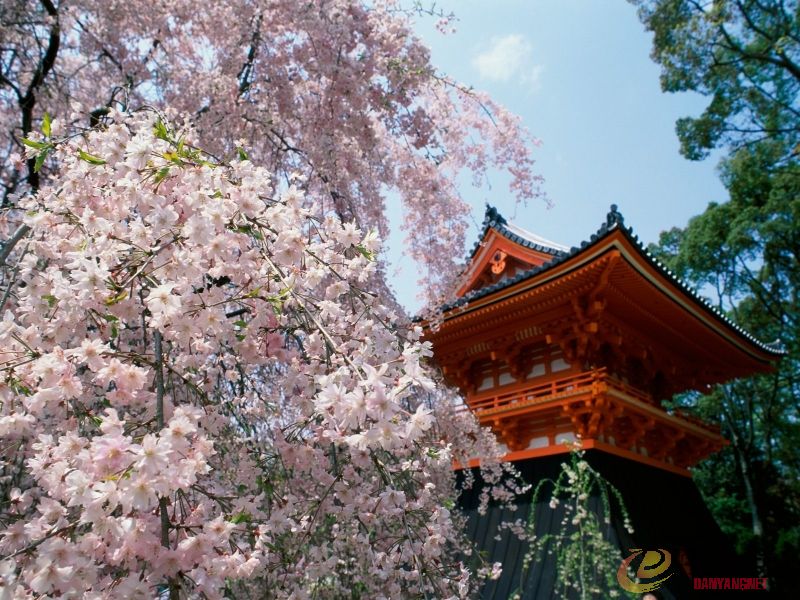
616 548 673 593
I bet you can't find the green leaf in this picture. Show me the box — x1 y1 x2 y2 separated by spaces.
101 313 119 322
153 166 170 184
237 147 249 161
233 320 248 328
244 287 261 299
10 379 32 396
33 147 50 173
229 512 251 524
21 137 50 150
154 119 169 141
42 112 51 137
260 479 274 496
78 150 107 165
355 244 375 261
162 151 182 164
104 290 128 306
267 296 283 313
233 224 264 240
42 293 57 307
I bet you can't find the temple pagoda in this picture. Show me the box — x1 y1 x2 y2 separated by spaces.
423 205 784 598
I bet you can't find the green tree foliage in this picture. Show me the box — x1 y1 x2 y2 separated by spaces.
632 0 800 161
631 0 800 592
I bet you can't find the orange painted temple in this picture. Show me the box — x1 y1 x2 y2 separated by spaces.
423 205 784 598
426 204 782 476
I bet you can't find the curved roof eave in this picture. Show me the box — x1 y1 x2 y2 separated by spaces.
441 205 786 358
466 204 569 261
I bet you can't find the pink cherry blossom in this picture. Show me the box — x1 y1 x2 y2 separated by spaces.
0 1 539 593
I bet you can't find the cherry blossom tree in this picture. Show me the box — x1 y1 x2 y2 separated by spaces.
0 1 541 597
0 110 521 598
1 0 545 303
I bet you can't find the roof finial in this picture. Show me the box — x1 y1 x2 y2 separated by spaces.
485 204 507 226
606 204 624 227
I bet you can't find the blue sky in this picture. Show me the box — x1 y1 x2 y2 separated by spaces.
385 0 728 312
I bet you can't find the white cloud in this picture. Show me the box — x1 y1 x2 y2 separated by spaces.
472 34 543 91
525 64 544 92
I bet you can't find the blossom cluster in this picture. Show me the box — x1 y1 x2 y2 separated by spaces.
1 0 546 305
0 112 506 598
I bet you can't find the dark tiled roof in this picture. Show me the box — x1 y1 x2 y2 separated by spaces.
466 204 568 261
443 205 786 357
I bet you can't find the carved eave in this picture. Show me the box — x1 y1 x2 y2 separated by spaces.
422 205 784 475
431 210 784 394
456 205 566 298
457 230 558 297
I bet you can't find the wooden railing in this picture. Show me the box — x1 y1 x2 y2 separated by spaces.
605 374 653 405
467 368 605 415
463 367 655 417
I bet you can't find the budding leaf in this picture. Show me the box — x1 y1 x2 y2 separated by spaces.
237 147 249 161
33 147 50 173
10 379 32 396
42 113 52 137
78 150 107 165
154 166 170 184
162 151 182 164
20 137 50 150
154 119 169 141
104 290 128 306
229 512 251 524
42 294 57 307
355 244 375 261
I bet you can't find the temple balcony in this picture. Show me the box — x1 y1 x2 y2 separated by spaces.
458 367 725 475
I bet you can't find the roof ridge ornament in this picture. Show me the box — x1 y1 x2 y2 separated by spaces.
485 204 507 226
606 204 624 227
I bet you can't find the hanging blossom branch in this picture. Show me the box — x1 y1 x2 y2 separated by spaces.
511 446 637 600
0 109 519 598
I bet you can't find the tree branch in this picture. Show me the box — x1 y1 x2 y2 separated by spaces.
0 224 31 266
18 0 61 193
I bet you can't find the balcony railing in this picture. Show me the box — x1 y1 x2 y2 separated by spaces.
465 367 654 417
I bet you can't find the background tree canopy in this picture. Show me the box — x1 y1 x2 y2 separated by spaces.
631 0 800 592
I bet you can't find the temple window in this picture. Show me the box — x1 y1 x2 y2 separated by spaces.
525 343 572 380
